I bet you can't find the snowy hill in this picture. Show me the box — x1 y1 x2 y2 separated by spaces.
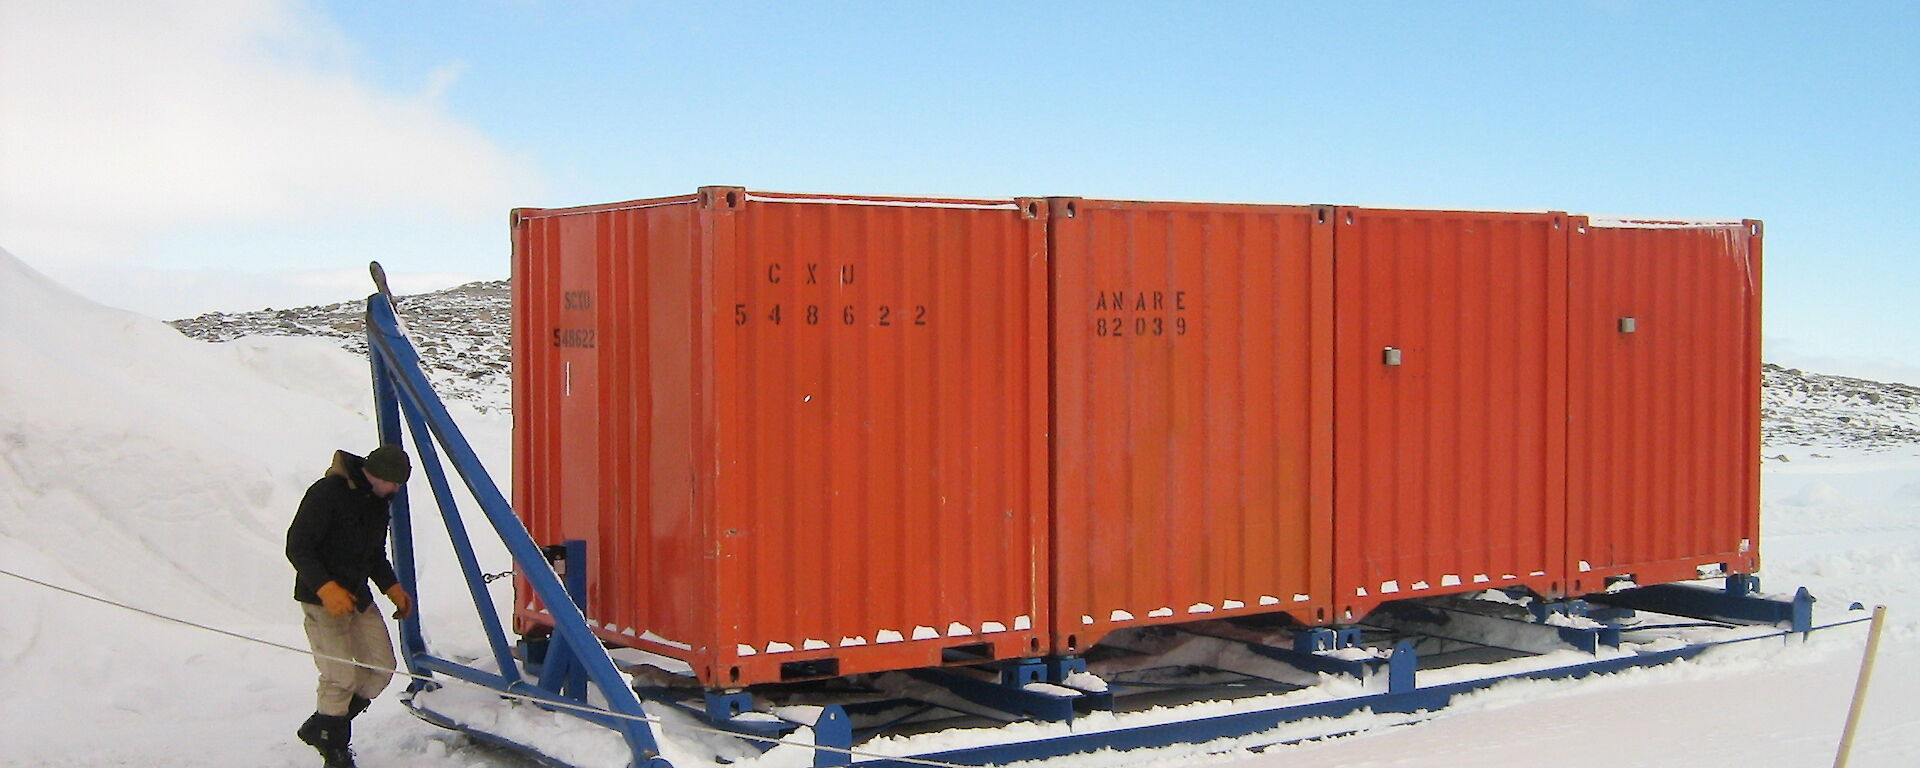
1763 363 1920 448
171 282 1920 452
0 247 511 766
171 280 512 412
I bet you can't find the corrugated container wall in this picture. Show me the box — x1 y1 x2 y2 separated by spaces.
1565 219 1762 593
512 188 1051 688
1047 198 1334 653
1332 208 1569 620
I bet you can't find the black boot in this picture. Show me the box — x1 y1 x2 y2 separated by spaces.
295 713 331 749
346 695 372 720
296 712 357 767
333 718 356 768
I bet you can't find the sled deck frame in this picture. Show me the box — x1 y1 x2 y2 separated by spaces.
363 281 1869 768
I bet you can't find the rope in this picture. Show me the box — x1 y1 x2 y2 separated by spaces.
0 566 981 768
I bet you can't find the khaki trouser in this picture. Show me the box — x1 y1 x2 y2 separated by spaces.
301 602 397 716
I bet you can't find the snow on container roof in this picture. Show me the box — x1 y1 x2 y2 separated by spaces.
1585 215 1749 228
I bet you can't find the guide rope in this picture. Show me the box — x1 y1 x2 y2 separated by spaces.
0 566 980 768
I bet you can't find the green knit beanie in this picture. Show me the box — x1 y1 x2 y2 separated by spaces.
364 445 412 483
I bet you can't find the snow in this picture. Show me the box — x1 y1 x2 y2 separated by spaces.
1541 612 1605 630
742 192 1021 210
1322 646 1389 662
1584 216 1748 229
3 243 1919 767
1063 671 1110 694
0 246 514 767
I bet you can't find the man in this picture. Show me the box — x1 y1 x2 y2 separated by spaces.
286 445 415 768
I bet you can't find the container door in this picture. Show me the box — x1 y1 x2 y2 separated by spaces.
706 191 1052 687
1332 208 1568 621
1565 219 1762 594
1050 198 1335 653
511 209 606 624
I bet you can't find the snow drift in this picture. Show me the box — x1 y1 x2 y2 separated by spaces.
0 246 381 621
0 245 509 766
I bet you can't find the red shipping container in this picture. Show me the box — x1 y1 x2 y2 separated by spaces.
1047 198 1335 652
1565 218 1763 593
1332 207 1570 621
512 187 1051 687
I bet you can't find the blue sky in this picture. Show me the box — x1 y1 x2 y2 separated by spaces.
2 1 1916 382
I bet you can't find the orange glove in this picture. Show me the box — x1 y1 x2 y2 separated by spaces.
316 581 356 617
386 583 413 620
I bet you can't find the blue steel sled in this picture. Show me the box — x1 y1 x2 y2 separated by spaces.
364 281 1871 768
365 282 668 767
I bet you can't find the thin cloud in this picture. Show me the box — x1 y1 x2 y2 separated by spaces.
0 0 529 304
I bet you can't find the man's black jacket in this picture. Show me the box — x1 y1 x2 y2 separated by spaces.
286 450 400 609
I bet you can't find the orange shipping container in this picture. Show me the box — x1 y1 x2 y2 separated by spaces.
511 187 1051 688
511 186 1768 689
1565 218 1763 594
1332 208 1570 620
1047 198 1335 653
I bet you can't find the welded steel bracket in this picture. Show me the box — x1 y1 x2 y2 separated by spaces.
1523 600 1626 652
703 691 755 724
1385 640 1418 694
805 707 853 768
1297 627 1366 652
1232 627 1385 678
1587 578 1816 634
906 663 1112 722
1045 655 1078 678
1371 599 1617 656
630 686 853 767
